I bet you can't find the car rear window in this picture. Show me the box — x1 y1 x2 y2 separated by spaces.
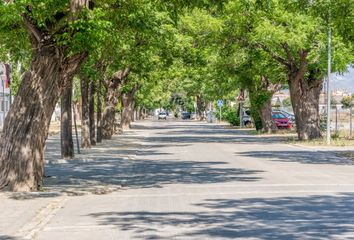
272 113 286 119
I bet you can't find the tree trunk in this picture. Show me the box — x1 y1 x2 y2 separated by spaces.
101 67 131 139
289 73 322 140
96 77 103 143
139 107 144 120
0 0 88 192
0 48 86 191
258 99 277 133
196 94 206 120
89 80 96 145
121 86 138 131
257 76 280 133
80 75 90 148
61 83 74 159
121 93 133 131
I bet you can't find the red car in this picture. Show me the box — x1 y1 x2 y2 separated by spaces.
272 112 292 129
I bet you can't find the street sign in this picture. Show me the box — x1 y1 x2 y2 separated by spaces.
217 100 224 107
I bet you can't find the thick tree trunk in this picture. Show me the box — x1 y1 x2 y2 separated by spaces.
289 74 322 140
258 99 277 133
89 80 96 145
0 48 86 191
101 67 131 139
80 75 90 148
61 83 74 159
96 77 103 143
0 0 88 192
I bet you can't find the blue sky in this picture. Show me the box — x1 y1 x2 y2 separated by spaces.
331 65 354 93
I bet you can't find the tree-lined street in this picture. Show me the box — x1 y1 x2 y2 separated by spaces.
1 119 354 239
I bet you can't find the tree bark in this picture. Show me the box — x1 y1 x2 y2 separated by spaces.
61 83 74 159
101 67 131 139
258 99 277 134
0 47 86 191
0 1 88 191
196 94 206 120
96 77 103 143
289 69 322 140
80 75 90 148
258 76 280 133
121 86 139 131
139 107 144 120
89 80 96 145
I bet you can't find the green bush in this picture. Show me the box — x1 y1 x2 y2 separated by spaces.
216 106 240 126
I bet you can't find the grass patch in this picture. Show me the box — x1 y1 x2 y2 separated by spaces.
288 137 354 147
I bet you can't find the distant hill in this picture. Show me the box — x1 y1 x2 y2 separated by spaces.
331 65 354 93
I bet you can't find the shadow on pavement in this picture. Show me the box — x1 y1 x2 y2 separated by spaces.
0 236 23 240
237 150 354 165
44 156 263 194
88 193 354 239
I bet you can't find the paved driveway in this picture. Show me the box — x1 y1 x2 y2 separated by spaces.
1 119 354 239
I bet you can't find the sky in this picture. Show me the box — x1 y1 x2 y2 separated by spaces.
330 65 354 93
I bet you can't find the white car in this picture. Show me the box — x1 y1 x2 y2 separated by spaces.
158 112 167 120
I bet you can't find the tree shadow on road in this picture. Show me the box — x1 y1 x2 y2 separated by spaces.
237 150 354 165
87 193 354 239
0 236 23 240
43 156 263 195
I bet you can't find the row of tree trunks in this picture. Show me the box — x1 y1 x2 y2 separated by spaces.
101 67 131 139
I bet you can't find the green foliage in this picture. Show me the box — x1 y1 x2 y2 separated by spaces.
215 105 240 126
341 94 354 108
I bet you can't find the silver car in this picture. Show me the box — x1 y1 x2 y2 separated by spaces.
158 112 167 120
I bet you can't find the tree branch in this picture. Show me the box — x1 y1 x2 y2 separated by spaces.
281 43 296 67
294 50 308 82
257 43 291 67
21 13 43 47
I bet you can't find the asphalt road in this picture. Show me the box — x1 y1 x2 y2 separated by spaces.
1 119 354 240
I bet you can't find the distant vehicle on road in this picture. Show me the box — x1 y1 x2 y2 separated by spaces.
158 112 167 120
272 111 292 129
181 112 191 120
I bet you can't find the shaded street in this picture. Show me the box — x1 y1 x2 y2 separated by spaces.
1 119 354 239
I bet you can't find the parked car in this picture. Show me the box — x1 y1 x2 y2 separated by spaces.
272 111 292 129
243 109 253 127
181 111 191 120
277 110 296 125
158 112 167 120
